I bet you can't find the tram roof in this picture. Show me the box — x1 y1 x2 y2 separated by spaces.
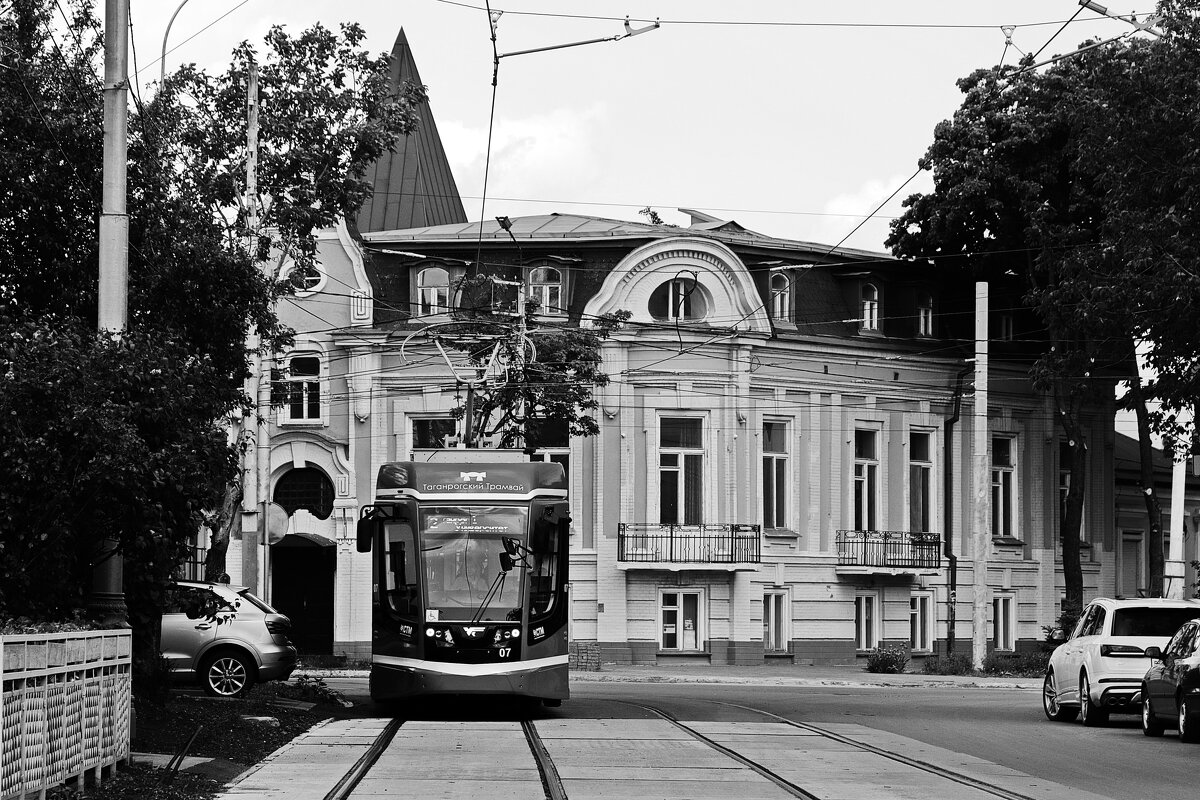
375 461 567 499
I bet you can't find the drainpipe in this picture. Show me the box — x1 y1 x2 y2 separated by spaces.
944 367 972 655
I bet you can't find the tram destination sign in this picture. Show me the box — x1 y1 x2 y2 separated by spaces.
376 461 566 497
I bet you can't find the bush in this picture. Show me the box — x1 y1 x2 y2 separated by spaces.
982 650 1049 677
864 645 909 673
255 673 352 707
922 652 976 675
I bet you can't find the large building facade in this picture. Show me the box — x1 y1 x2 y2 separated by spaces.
211 209 1200 666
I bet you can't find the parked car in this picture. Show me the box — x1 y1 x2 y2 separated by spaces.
160 580 298 697
1042 597 1200 726
1141 617 1200 741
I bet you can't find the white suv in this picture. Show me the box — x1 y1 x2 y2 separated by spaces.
1043 597 1200 726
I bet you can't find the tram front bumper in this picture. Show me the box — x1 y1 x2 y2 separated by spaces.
370 656 569 702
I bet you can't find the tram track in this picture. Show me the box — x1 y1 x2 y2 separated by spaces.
321 717 404 800
621 699 1044 800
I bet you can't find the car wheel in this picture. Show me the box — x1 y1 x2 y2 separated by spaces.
200 651 256 698
1079 673 1109 727
1142 690 1164 737
1180 697 1200 743
1042 671 1077 722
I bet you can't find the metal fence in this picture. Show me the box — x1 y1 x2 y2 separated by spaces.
617 523 761 564
0 631 132 799
836 529 942 569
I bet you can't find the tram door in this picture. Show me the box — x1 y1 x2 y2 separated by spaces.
271 535 336 655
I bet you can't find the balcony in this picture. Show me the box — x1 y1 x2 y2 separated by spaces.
836 529 942 576
617 523 761 571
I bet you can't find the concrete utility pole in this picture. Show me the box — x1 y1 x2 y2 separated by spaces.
1165 405 1192 599
88 0 130 626
971 282 991 668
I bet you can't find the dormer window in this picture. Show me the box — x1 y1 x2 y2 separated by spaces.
649 276 708 321
770 273 791 321
917 292 933 337
860 284 880 331
417 267 450 316
528 266 563 315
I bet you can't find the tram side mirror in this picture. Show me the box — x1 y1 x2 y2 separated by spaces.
503 537 520 556
356 517 374 553
500 552 515 572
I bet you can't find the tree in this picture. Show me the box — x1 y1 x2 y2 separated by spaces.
436 274 629 450
0 0 426 684
889 0 1200 603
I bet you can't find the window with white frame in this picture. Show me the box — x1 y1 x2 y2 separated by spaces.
770 273 791 321
992 593 1015 651
412 417 457 449
855 591 879 651
763 590 789 652
909 431 933 533
762 420 788 529
417 267 451 316
916 293 933 336
281 354 322 423
909 591 934 652
660 590 704 651
528 418 574 539
853 429 879 531
860 284 880 331
991 436 1017 539
649 276 707 321
660 417 703 525
528 266 563 315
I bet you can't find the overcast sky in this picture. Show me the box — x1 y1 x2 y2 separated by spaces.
129 1 1154 253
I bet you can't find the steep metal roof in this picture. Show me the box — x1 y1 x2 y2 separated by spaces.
355 29 467 233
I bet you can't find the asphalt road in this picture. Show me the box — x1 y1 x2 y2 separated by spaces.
320 677 1192 800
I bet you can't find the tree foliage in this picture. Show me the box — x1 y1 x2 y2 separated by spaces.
438 274 629 450
0 0 424 672
887 0 1200 601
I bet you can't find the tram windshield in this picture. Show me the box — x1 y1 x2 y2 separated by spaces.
419 504 527 622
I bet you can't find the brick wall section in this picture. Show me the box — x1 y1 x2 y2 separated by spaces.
792 638 857 665
569 641 601 671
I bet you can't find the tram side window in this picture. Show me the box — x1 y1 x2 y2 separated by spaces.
529 504 566 618
385 522 418 618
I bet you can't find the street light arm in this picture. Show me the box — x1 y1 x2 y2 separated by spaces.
160 0 191 86
498 18 660 60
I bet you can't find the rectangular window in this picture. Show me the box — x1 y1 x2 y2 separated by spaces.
763 420 788 529
413 418 457 449
283 355 321 422
661 590 702 651
991 436 1016 539
855 592 879 651
909 431 932 533
660 417 703 525
763 590 788 652
993 594 1015 651
1059 442 1085 540
854 429 878 531
909 591 934 652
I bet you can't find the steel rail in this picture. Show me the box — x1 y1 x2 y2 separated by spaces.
522 719 568 800
322 717 405 800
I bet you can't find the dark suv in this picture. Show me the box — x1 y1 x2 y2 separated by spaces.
160 580 297 697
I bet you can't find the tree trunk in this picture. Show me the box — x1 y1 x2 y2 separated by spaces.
1129 378 1165 596
1058 405 1086 617
204 478 242 582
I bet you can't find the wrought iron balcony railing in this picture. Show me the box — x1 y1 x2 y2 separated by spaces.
836 529 941 570
618 523 761 564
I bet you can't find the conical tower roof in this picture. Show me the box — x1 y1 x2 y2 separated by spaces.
356 29 467 232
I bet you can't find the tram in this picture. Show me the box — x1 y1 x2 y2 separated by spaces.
356 459 571 704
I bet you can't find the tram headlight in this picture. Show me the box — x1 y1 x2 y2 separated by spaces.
425 627 435 637
511 628 520 638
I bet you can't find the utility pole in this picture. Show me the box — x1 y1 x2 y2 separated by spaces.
88 0 130 626
971 282 991 668
1165 405 1192 599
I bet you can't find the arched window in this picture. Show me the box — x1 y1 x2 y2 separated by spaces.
649 277 708 321
273 467 334 520
290 263 325 295
529 266 563 315
281 354 322 422
417 267 450 316
917 293 933 336
770 274 791 321
861 284 879 331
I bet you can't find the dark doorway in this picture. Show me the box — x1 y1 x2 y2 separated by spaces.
271 534 336 655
